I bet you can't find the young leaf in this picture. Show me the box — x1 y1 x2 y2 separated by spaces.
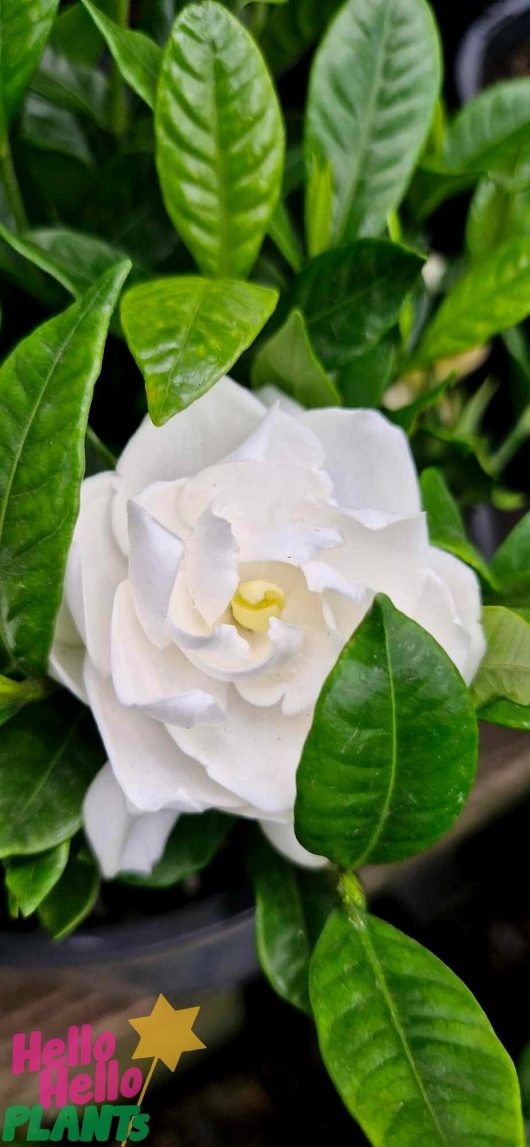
81 0 161 110
38 847 99 939
444 79 530 187
0 224 130 299
121 275 277 425
471 607 530 711
5 841 69 917
0 673 51 727
311 908 525 1146
0 0 59 142
251 309 340 408
249 831 337 1015
420 467 491 581
306 0 441 242
0 695 104 859
414 238 530 366
0 260 130 675
122 811 234 888
466 179 530 259
295 594 478 868
268 201 302 274
305 153 333 259
155 1 285 278
490 511 530 585
291 240 423 370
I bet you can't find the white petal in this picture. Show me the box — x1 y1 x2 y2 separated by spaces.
177 460 332 534
224 404 325 469
254 385 304 416
427 548 486 684
413 569 471 680
49 644 87 704
84 763 177 878
111 580 227 726
113 378 265 552
185 507 239 626
302 408 421 516
184 617 303 684
85 660 243 813
128 501 183 647
321 511 429 621
239 520 342 566
260 819 328 869
65 473 127 677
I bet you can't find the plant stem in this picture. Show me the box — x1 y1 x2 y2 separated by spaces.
108 0 130 138
0 139 28 232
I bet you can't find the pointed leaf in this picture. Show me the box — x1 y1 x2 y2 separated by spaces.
306 0 441 242
0 224 129 299
295 594 478 868
311 908 524 1146
156 1 284 279
471 606 530 711
0 0 59 140
420 467 491 581
478 697 530 731
490 511 530 585
121 275 277 425
81 0 161 109
0 260 131 674
5 841 69 917
251 309 340 408
39 846 99 939
305 153 334 259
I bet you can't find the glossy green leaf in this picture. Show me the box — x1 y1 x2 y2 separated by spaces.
311 908 525 1146
444 79 530 187
305 153 333 259
268 201 302 274
0 261 130 674
39 847 99 939
0 0 59 141
249 831 337 1015
123 811 234 888
471 607 530 711
466 179 530 259
490 511 530 585
337 336 395 409
292 241 423 371
81 0 161 109
261 0 343 77
31 46 109 128
251 309 340 408
5 841 69 917
121 275 277 425
414 239 530 366
155 1 284 278
306 0 441 242
479 697 530 730
420 467 491 581
0 224 129 299
0 695 104 859
295 594 478 868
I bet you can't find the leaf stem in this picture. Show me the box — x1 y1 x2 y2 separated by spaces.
0 139 28 232
108 0 130 137
338 872 366 916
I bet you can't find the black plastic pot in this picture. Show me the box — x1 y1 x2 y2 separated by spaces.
456 0 530 101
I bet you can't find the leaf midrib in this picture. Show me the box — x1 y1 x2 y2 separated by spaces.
4 713 83 847
353 607 397 867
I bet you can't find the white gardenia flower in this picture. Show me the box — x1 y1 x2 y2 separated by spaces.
50 379 486 878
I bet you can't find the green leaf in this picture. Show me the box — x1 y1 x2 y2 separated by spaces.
0 0 59 141
38 846 99 939
81 0 161 110
0 695 104 859
251 309 340 408
121 275 277 425
466 179 530 259
0 224 129 299
478 697 530 731
295 594 478 868
420 468 491 581
31 46 109 128
0 673 51 726
0 260 130 675
21 93 94 168
249 831 337 1015
414 239 530 366
261 0 343 77
268 200 302 274
471 606 530 711
311 908 525 1146
337 336 395 409
305 153 333 260
387 377 454 436
155 1 284 278
444 79 530 188
490 511 530 585
5 841 69 917
291 240 423 371
306 0 441 242
123 811 234 888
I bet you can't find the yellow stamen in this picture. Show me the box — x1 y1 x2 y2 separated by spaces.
231 580 286 634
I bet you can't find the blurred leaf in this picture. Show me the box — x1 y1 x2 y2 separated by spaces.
249 831 337 1015
490 511 530 586
85 425 116 476
0 261 130 674
467 178 530 259
0 695 104 858
306 0 441 242
122 275 278 424
0 673 51 726
39 846 99 939
261 0 342 77
415 239 530 366
0 224 130 298
292 240 423 371
444 79 530 189
311 908 525 1146
420 467 491 581
123 811 234 888
81 0 161 109
295 594 478 868
251 309 340 407
0 0 59 142
305 153 333 260
21 93 93 167
472 606 530 710
50 1 106 66
31 45 109 127
387 376 454 435
407 162 475 222
5 841 69 917
156 1 284 278
82 152 179 266
268 201 302 274
338 336 395 409
479 697 530 731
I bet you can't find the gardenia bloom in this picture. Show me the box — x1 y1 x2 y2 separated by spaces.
50 379 486 877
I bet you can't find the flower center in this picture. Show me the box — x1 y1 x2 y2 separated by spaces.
230 580 286 634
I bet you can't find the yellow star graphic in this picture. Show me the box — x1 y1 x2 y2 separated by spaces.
128 994 206 1072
